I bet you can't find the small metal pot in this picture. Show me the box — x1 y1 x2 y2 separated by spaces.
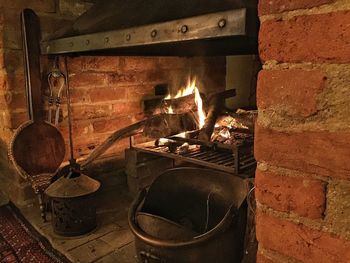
129 167 248 263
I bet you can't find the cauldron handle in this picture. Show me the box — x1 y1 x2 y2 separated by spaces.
129 189 147 227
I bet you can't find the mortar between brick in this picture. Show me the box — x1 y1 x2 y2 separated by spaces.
260 0 350 22
256 202 350 240
258 246 302 263
257 63 350 132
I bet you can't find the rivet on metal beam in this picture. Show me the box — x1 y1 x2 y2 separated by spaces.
151 29 157 38
104 37 109 44
126 34 131 41
69 42 74 47
181 25 188 34
218 19 227 28
85 40 90 45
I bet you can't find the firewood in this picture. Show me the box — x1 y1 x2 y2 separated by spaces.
81 113 196 168
81 119 148 168
198 89 236 141
143 93 200 115
143 113 197 138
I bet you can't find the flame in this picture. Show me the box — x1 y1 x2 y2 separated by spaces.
194 86 206 129
167 105 174 114
177 131 187 138
165 77 206 129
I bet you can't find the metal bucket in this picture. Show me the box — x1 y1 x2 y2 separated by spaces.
129 167 248 263
45 174 100 236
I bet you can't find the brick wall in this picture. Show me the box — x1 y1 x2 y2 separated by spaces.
256 0 350 262
0 1 226 205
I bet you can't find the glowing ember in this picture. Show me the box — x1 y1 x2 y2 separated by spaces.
165 77 206 129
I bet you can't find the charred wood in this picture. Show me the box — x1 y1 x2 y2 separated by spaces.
143 113 197 138
143 93 200 116
198 89 236 141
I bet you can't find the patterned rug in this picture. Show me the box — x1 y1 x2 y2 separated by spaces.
0 204 69 263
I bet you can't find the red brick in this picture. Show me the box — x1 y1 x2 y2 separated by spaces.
255 125 350 180
125 85 154 100
59 120 92 138
92 117 133 134
0 73 6 90
257 70 326 117
259 0 335 15
0 0 56 13
259 11 350 63
69 88 90 104
69 73 107 88
73 135 104 158
112 101 142 115
120 57 158 72
107 70 166 86
73 133 129 158
1 49 23 73
0 91 27 111
8 74 25 92
68 56 121 73
255 170 326 218
89 87 127 103
256 252 275 263
256 212 350 263
4 111 27 128
71 105 112 120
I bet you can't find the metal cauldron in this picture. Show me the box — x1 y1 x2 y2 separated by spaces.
129 167 248 263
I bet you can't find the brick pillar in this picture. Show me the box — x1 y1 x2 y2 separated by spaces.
255 0 350 262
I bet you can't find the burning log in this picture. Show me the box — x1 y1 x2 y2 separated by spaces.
144 93 201 115
163 93 200 113
143 113 197 138
198 89 236 141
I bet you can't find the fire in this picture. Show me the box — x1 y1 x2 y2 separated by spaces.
165 78 206 129
193 86 206 129
167 105 174 114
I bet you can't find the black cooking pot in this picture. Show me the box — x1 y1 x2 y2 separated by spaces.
129 167 248 263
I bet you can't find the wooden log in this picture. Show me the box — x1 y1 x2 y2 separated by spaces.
80 113 196 168
143 93 199 115
80 119 149 168
162 93 198 113
143 113 197 138
198 89 236 141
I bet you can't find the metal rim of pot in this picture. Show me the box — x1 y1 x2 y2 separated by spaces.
128 188 238 248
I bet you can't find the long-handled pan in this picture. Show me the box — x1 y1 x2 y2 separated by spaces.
9 9 65 178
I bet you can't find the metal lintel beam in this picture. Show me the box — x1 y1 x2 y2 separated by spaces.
41 9 247 55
